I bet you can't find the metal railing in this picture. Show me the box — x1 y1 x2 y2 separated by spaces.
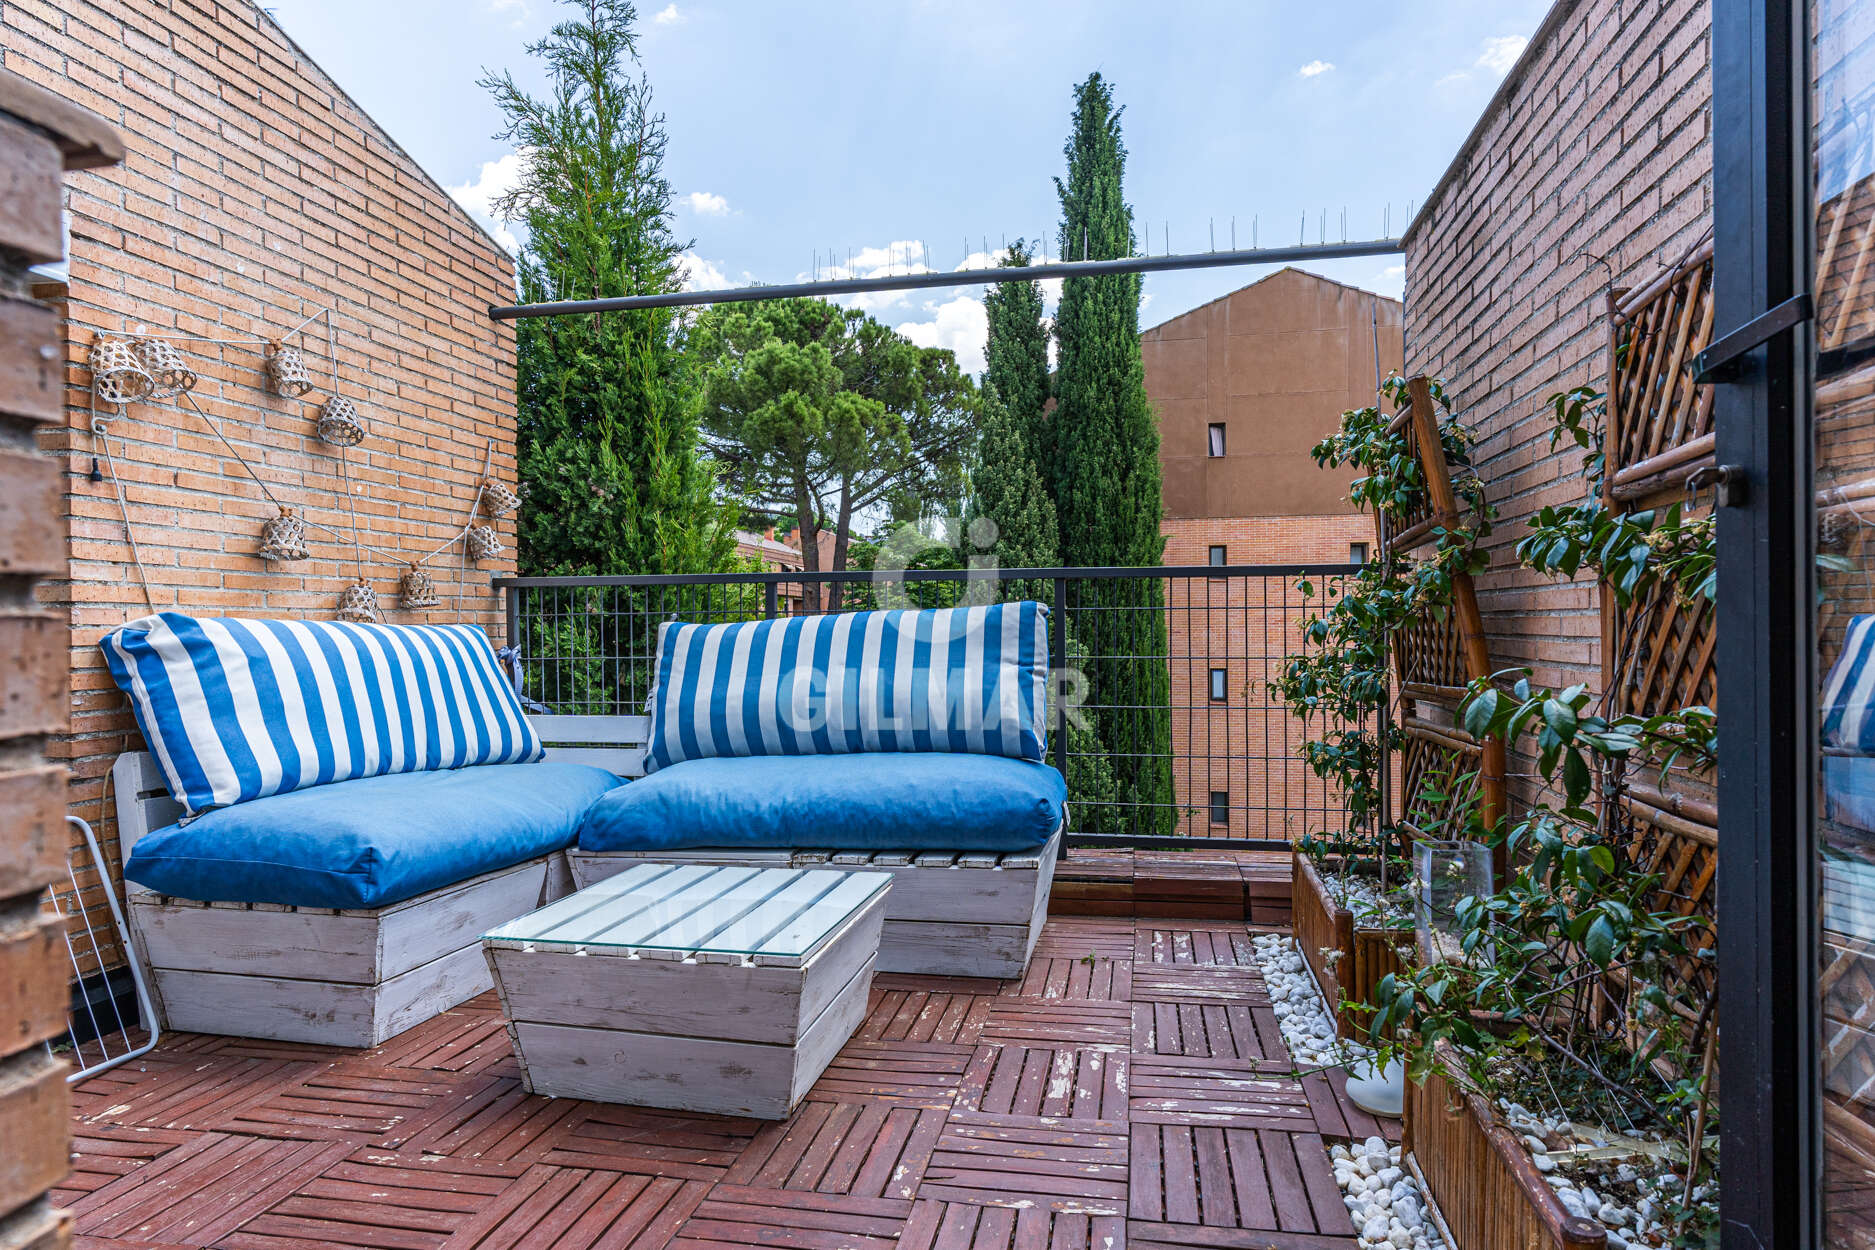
495 564 1365 848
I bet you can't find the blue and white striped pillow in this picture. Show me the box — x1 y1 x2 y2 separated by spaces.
102 613 543 818
644 602 1050 774
1825 614 1875 753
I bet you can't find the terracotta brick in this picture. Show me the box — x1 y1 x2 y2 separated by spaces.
1403 0 1711 804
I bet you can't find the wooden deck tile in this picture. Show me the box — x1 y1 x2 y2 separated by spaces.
900 1200 1127 1250
722 1099 946 1199
1129 1125 1353 1237
811 1041 974 1107
1007 955 1133 1000
1127 1055 1315 1131
67 914 1379 1250
979 998 1134 1049
955 1045 1127 1121
1131 1000 1288 1062
672 1186 913 1248
1135 925 1259 966
858 989 993 1045
919 1113 1130 1215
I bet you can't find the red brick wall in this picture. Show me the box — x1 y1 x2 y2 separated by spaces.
1160 515 1376 841
1 3 518 919
1402 0 1711 701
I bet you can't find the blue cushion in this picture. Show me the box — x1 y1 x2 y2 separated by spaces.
644 603 1050 774
101 614 544 819
577 753 1065 855
125 761 621 909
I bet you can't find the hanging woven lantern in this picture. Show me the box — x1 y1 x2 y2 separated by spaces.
132 337 197 399
467 525 503 562
479 477 520 518
399 564 440 609
337 581 381 623
264 341 314 398
257 507 310 561
314 394 366 447
89 336 155 406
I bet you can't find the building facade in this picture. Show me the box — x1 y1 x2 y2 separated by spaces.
1141 266 1403 840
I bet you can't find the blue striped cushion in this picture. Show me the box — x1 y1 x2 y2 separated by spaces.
644 603 1049 773
101 613 543 818
1825 614 1875 753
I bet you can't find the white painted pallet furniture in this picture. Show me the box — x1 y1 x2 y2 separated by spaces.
111 751 579 1048
534 714 1061 979
482 861 889 1118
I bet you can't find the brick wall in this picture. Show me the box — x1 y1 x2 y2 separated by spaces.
0 2 518 941
1160 515 1376 841
1402 0 1711 703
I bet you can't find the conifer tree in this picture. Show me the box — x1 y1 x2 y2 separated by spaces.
982 240 1052 484
1050 72 1175 834
482 0 734 578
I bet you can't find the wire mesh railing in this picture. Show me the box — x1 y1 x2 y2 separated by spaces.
496 564 1366 848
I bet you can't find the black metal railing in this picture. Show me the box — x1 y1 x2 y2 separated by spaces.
495 565 1364 848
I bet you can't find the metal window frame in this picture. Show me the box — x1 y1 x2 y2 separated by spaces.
1712 0 1816 1243
1208 423 1227 458
1210 666 1228 702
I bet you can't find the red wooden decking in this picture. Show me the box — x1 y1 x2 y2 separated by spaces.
61 916 1393 1250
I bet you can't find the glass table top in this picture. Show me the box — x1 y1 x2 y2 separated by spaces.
482 862 891 962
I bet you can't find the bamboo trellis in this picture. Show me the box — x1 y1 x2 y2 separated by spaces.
1602 242 1720 1010
1383 376 1506 869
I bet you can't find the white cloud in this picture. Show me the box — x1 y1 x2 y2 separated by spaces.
680 253 733 292
489 0 532 27
652 3 683 23
1298 59 1335 78
684 190 731 216
1435 70 1471 89
447 151 525 254
897 295 990 376
1477 35 1528 75
800 240 936 313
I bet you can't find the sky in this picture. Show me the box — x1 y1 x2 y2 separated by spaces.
265 0 1549 375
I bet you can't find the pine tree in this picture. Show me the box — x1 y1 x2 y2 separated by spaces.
1050 72 1175 834
482 0 734 579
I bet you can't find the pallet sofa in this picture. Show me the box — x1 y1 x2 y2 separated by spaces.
105 604 1065 1047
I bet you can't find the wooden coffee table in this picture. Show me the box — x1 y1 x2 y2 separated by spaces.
481 862 890 1118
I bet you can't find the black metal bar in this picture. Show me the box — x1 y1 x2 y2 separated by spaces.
1714 0 1814 1242
494 563 1363 589
1051 576 1068 781
488 240 1405 320
1694 290 1813 382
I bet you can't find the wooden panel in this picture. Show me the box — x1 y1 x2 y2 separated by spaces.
0 1051 71 1217
0 116 63 265
0 299 62 426
0 612 65 739
512 954 874 1118
878 920 1034 978
1 912 72 1052
0 765 64 899
378 859 551 979
152 940 493 1048
133 900 380 985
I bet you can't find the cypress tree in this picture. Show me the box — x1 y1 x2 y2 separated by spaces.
1050 72 1175 835
982 240 1052 485
482 0 734 579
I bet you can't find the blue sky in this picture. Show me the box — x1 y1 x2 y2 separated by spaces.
267 0 1547 373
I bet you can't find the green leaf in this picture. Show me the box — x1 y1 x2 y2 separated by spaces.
1583 915 1616 966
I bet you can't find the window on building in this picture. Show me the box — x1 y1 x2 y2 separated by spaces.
1209 791 1230 825
1350 542 1369 565
1210 667 1227 702
1207 423 1226 457
1209 544 1227 567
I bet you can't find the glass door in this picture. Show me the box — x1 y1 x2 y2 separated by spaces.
1816 4 1875 1243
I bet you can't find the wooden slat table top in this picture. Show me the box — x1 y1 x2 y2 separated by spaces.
483 862 891 965
70 914 1378 1250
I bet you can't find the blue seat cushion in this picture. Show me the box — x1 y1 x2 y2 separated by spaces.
577 753 1065 855
125 761 623 909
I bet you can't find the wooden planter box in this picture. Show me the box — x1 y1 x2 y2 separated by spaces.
1290 852 1413 1043
1404 1050 1609 1249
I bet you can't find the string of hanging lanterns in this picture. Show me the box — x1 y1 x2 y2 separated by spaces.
84 311 520 623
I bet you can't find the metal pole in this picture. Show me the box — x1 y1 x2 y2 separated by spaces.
489 239 1406 320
